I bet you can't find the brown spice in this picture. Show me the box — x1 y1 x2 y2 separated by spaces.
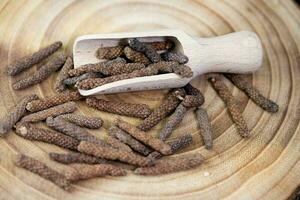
225 73 279 113
161 52 189 64
0 94 38 136
86 97 151 119
64 163 126 182
148 41 174 51
7 41 62 76
124 46 151 65
182 83 205 107
49 152 107 165
12 53 67 90
106 135 132 152
172 64 193 78
54 56 73 92
115 119 172 155
15 123 79 150
63 72 102 86
21 102 76 123
137 88 186 131
46 116 108 147
209 74 249 137
109 126 151 156
26 91 82 112
78 141 153 167
195 107 213 149
135 153 204 175
59 113 103 129
128 38 161 63
95 46 125 60
15 154 71 190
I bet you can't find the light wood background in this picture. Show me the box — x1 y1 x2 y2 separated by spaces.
0 0 299 199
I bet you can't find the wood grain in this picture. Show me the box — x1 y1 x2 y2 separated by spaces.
0 0 299 199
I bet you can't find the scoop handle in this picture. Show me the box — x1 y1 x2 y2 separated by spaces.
191 31 263 76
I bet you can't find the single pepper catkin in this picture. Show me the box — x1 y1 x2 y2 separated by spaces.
209 74 249 138
109 126 151 156
7 41 62 76
21 102 76 123
128 38 161 63
49 152 107 165
225 73 279 113
135 153 204 175
54 56 73 92
12 53 67 90
64 163 126 182
115 119 172 155
63 72 102 86
195 107 213 149
15 123 79 151
15 154 71 190
0 94 38 136
137 88 186 131
124 46 151 65
106 135 132 152
78 141 153 167
161 52 189 64
86 97 151 119
95 46 125 60
59 113 103 129
148 41 174 51
26 91 82 112
46 116 108 147
182 83 205 107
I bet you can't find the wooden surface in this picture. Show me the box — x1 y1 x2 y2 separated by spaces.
0 0 299 199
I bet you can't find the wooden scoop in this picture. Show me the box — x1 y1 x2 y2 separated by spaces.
73 29 263 96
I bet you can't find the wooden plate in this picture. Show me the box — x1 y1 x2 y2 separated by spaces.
0 0 299 199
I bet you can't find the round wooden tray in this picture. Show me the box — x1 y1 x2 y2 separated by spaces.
0 1 299 199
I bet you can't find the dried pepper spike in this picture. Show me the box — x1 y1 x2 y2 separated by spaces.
59 113 103 129
49 152 107 165
15 123 79 151
86 97 151 119
137 88 186 131
182 83 205 107
135 152 204 175
209 74 249 138
109 126 151 156
106 135 132 152
12 52 67 90
148 41 174 51
195 107 213 149
15 154 71 190
46 116 108 147
172 64 193 78
64 163 126 182
95 46 125 60
78 141 153 167
21 102 76 123
147 134 193 160
26 91 82 112
115 119 172 155
225 73 279 113
7 41 62 76
161 51 189 64
63 72 102 86
128 38 161 63
0 94 38 136
124 46 151 65
54 56 73 92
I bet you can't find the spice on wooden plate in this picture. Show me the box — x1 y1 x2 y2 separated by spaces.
225 73 279 113
135 152 204 175
209 74 249 138
26 91 82 112
109 126 151 156
86 97 151 119
161 51 189 64
59 113 103 129
49 152 107 165
78 141 153 167
115 119 172 155
128 38 161 63
182 83 205 107
63 72 102 86
15 123 79 151
124 46 151 65
0 94 38 136
15 154 71 190
21 102 76 123
54 56 73 92
12 52 67 90
106 135 132 152
7 41 62 76
195 107 213 149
